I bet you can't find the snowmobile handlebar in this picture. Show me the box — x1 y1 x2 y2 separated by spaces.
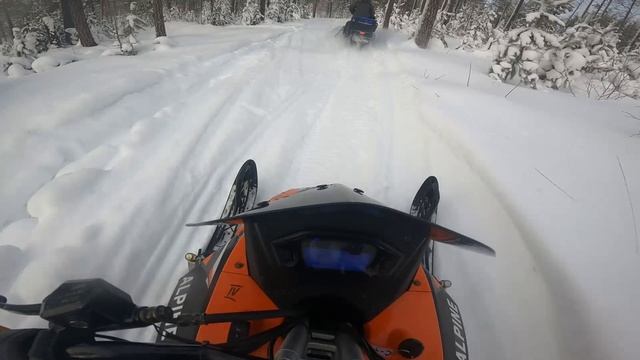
0 280 301 331
0 295 41 316
0 279 307 360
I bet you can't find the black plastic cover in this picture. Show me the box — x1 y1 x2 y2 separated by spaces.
40 279 136 330
234 185 431 322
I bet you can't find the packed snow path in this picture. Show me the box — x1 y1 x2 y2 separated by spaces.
1 20 639 360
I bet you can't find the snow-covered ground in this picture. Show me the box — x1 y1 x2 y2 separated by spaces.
1 19 639 360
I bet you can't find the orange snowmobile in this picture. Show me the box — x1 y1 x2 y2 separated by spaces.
0 160 494 360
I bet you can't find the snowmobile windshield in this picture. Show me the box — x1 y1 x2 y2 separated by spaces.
301 237 377 272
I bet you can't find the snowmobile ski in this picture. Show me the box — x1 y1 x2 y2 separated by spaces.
410 176 440 272
410 176 440 222
409 176 495 256
204 159 258 255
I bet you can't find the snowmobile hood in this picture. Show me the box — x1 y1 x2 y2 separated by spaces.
190 183 430 230
187 183 495 256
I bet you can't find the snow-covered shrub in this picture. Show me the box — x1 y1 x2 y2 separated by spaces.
441 2 497 50
266 0 286 23
11 28 38 60
490 26 565 88
41 16 63 48
168 6 200 23
389 2 420 38
266 0 301 23
516 0 573 31
242 0 264 25
563 24 619 73
1 54 11 74
210 0 235 25
107 3 148 56
122 3 148 45
490 0 572 89
86 7 117 42
130 1 153 24
21 3 65 49
286 0 303 21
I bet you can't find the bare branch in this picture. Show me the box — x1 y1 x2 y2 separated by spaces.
505 80 522 98
617 156 639 254
535 168 576 201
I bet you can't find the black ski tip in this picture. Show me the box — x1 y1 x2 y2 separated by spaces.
187 159 258 229
430 223 496 256
410 176 440 222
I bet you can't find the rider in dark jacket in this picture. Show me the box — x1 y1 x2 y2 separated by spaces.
343 0 377 36
349 0 376 18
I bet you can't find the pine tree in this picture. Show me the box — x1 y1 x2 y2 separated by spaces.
242 0 264 24
490 0 574 88
211 0 234 25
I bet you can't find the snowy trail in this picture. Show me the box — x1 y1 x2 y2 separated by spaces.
1 20 639 360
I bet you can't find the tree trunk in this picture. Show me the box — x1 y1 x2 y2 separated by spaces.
2 2 14 30
601 0 614 16
259 0 266 16
415 0 442 48
566 0 584 23
440 0 448 12
166 0 173 10
85 0 95 13
400 0 414 13
328 1 333 17
620 0 638 29
312 0 318 17
383 0 396 29
628 26 640 50
493 0 510 28
592 0 606 18
580 0 596 19
504 0 524 31
420 0 427 12
153 0 167 37
67 0 97 47
441 0 457 25
60 0 75 44
0 21 7 42
446 0 457 13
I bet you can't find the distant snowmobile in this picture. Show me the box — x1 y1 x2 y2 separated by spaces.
343 16 377 47
0 160 495 360
343 0 377 47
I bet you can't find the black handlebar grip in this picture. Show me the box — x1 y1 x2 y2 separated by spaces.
135 306 174 324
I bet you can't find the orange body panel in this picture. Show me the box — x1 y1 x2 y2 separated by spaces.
364 267 443 360
198 229 443 360
269 188 301 202
196 235 283 358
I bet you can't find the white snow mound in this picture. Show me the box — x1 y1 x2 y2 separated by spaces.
153 36 175 51
7 64 32 78
31 56 61 73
